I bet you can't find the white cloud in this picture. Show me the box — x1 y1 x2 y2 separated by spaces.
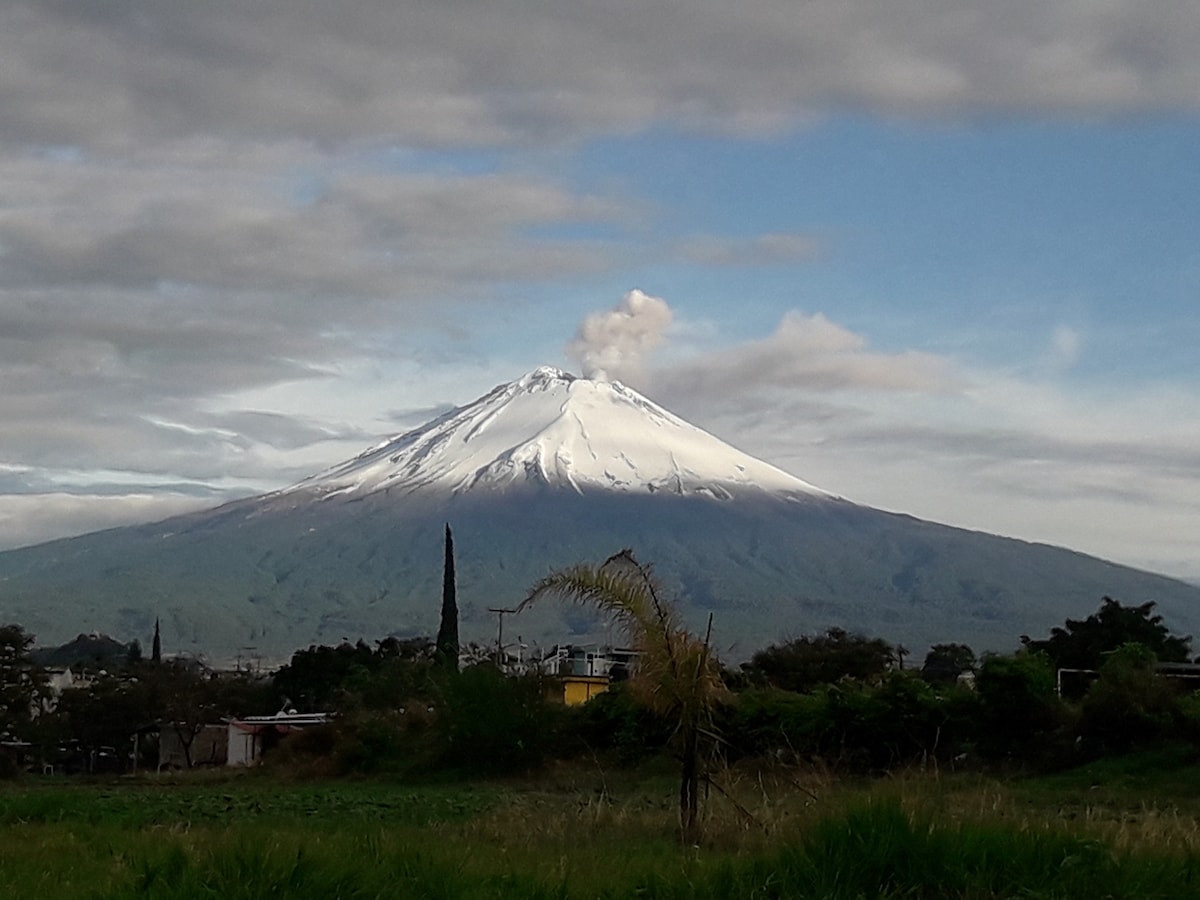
593 301 1200 580
1049 325 1082 369
0 492 213 551
653 309 958 398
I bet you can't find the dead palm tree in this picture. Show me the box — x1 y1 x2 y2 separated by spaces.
519 549 726 842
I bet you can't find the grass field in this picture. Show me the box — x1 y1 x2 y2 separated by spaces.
3 752 1200 898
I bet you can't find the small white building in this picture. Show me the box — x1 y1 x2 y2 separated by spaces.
40 667 99 713
225 712 330 767
539 644 638 679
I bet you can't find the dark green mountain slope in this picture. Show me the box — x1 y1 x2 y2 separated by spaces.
1 488 1195 661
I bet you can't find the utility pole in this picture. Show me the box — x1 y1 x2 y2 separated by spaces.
487 607 518 668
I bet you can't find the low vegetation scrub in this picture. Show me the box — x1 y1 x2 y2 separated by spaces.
4 766 1200 898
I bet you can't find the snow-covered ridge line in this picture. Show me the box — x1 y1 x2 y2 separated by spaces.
279 366 835 503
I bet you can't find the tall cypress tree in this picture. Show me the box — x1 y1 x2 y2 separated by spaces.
435 524 459 670
151 618 162 663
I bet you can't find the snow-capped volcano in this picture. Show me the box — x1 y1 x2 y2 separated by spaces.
7 365 1200 662
286 366 833 502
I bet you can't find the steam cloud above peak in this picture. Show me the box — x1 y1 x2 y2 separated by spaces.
567 289 673 383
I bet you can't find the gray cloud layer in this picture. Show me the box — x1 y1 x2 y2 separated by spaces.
0 144 620 496
4 1 1199 152
1 0 1197 572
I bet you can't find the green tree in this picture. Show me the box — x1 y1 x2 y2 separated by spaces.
743 628 895 693
341 637 437 710
1024 597 1191 670
43 655 275 773
275 640 378 711
274 637 435 712
921 643 976 687
151 617 162 664
0 624 44 744
520 550 726 843
435 524 459 671
52 673 157 772
151 663 274 768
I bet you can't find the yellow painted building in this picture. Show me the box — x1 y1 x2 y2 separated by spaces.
541 644 638 705
560 674 611 705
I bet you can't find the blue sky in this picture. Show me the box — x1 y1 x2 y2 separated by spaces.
0 1 1197 584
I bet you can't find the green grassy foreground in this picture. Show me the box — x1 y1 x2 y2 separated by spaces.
3 756 1200 899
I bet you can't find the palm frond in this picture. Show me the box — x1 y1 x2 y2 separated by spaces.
518 550 678 650
519 550 726 843
519 550 725 719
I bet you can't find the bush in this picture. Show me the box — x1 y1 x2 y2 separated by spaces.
729 673 971 772
726 686 823 762
742 628 894 693
569 682 672 764
804 672 957 771
840 671 948 769
333 712 412 775
972 651 1072 765
266 707 442 777
437 665 562 775
1079 643 1179 753
267 664 563 777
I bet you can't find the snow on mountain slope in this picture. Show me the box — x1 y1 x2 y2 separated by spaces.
284 366 834 502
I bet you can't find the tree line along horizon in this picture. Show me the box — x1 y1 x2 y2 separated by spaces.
4 538 1200 829
4 590 1197 758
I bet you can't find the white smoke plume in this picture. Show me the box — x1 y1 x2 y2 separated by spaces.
567 289 673 383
